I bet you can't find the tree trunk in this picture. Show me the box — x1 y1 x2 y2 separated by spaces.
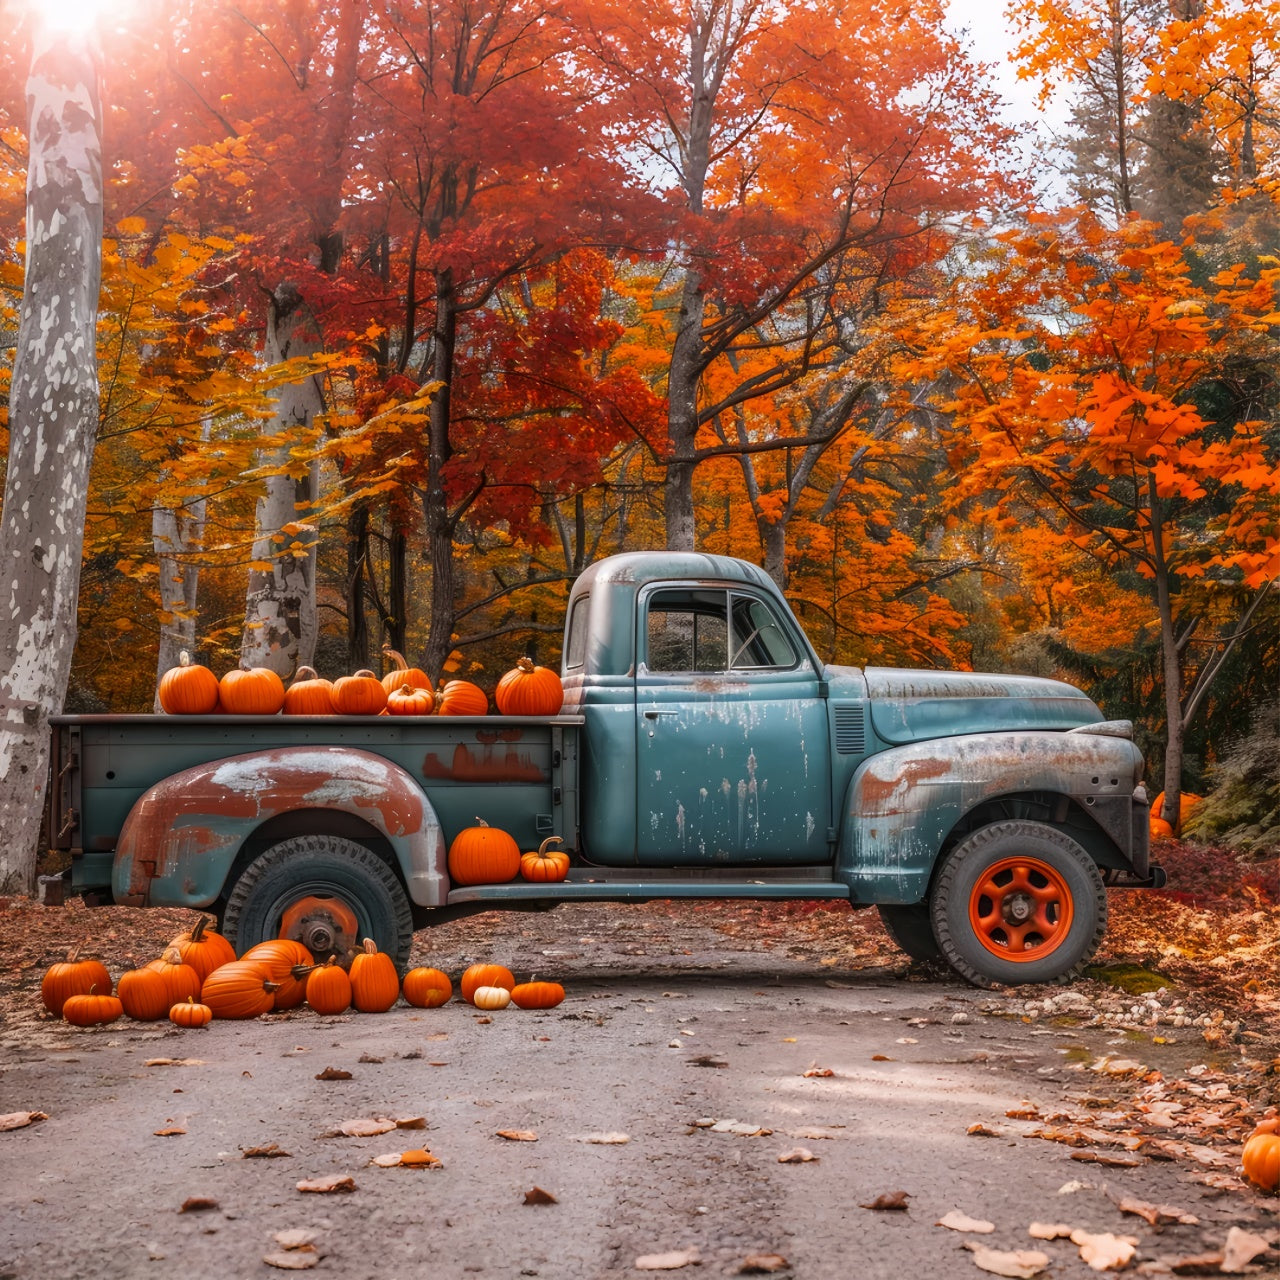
0 27 103 894
345 500 370 672
664 269 705 553
241 284 322 678
1149 478 1183 827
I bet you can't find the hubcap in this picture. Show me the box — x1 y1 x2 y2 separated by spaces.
279 894 360 963
967 857 1073 962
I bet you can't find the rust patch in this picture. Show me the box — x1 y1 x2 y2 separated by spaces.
475 728 524 745
858 757 951 809
421 743 548 784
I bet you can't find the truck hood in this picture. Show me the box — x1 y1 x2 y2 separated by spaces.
824 665 1104 745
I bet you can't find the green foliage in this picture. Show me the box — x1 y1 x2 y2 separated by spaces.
1184 708 1280 857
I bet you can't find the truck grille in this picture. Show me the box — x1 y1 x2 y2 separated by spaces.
833 704 866 754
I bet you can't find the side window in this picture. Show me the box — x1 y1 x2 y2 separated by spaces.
564 594 589 670
645 590 728 672
729 595 798 669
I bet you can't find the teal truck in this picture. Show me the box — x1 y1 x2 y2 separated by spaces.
48 551 1161 987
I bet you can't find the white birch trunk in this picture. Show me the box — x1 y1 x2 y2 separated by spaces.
0 28 103 893
241 284 322 677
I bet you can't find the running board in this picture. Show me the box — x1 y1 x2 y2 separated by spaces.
446 876 851 906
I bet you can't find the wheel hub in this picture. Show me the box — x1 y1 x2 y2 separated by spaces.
968 856 1074 962
1003 893 1034 925
279 895 360 963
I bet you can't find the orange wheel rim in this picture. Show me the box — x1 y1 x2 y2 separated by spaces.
967 857 1073 962
279 894 360 960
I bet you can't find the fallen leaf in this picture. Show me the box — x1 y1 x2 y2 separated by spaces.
870 1054 894 1062
263 1249 318 1270
802 1067 834 1078
1070 1229 1137 1272
574 1132 630 1144
178 1196 219 1213
1093 1058 1145 1076
777 1147 818 1163
144 1058 205 1067
273 1230 316 1249
243 1143 291 1159
395 1116 427 1130
937 1210 995 1233
708 1119 771 1136
0 1111 48 1132
370 1153 403 1167
338 1118 396 1137
737 1255 788 1274
399 1149 441 1167
314 1067 352 1081
523 1186 558 1206
635 1248 701 1270
689 1055 728 1068
1006 1107 1042 1121
154 1126 187 1137
963 1242 1050 1278
967 1124 1001 1137
1221 1227 1271 1274
1166 1252 1224 1274
1069 1151 1142 1168
860 1191 910 1211
1113 1196 1199 1227
1144 1139 1233 1168
787 1126 844 1140
1028 1223 1074 1240
357 1053 384 1064
496 1130 538 1142
296 1174 355 1193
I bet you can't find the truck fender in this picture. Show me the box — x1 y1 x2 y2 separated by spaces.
837 731 1145 905
111 747 449 909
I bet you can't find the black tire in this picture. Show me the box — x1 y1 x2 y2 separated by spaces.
930 820 1106 988
222 835 414 972
877 903 944 962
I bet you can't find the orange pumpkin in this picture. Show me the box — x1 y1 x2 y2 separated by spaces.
387 685 435 716
241 939 313 1010
283 666 335 715
448 819 520 886
381 648 431 694
304 957 352 1016
510 981 565 1010
158 650 220 715
219 666 286 715
495 657 564 717
1242 1116 1280 1193
460 963 515 1005
62 993 124 1027
332 669 388 716
117 966 172 1021
201 961 278 1019
41 944 113 1016
169 916 236 983
145 947 202 1006
349 938 400 1012
435 679 488 716
520 837 570 883
401 967 453 1008
169 997 214 1028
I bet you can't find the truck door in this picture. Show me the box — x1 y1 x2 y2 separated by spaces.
635 585 831 866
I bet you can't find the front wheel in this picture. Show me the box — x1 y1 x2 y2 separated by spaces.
221 834 414 971
930 820 1106 987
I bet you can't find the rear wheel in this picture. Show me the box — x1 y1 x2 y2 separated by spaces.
930 820 1106 987
222 834 414 971
877 903 943 962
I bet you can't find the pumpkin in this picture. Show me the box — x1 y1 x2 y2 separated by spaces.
495 657 564 717
332 669 388 716
169 997 214 1029
387 684 435 717
219 665 286 715
117 966 172 1021
510 980 565 1010
1242 1116 1280 1193
241 939 313 1010
303 956 352 1015
381 648 431 695
448 819 520 886
435 679 488 717
1149 816 1175 839
201 961 278 1019
41 944 113 1016
62 993 124 1027
283 666 336 715
169 916 236 983
520 836 570 883
472 985 512 1011
401 967 453 1008
1149 790 1203 836
460 962 515 1005
145 947 202 1006
158 650 220 715
349 938 400 1012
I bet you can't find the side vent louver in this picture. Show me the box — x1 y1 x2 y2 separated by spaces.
834 704 866 755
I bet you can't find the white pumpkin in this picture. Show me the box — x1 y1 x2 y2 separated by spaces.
472 985 512 1011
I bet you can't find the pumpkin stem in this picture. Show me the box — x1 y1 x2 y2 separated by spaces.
178 650 192 668
293 666 320 684
475 817 489 827
382 647 410 673
161 946 184 966
360 938 378 955
537 837 564 855
517 656 535 673
190 916 211 944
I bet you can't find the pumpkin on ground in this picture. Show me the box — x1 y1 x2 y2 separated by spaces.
495 657 564 717
169 916 236 982
169 997 214 1029
241 939 313 1010
201 961 278 1019
520 837 570 883
158 651 220 715
401 967 453 1008
472 985 512 1011
303 957 352 1015
41 945 113 1016
283 666 335 715
349 938 400 1012
332 669 388 716
510 981 565 1010
1148 791 1203 837
435 679 487 716
381 649 431 695
460 963 515 1005
219 666 285 715
387 684 435 716
145 947 202 1006
448 819 520 886
1242 1117 1280 1193
117 966 173 1021
62 994 124 1026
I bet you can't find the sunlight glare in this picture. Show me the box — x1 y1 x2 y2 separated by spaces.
28 0 118 34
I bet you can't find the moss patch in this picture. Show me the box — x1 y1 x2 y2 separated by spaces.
1084 962 1174 994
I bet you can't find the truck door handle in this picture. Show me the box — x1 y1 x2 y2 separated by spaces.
643 710 678 719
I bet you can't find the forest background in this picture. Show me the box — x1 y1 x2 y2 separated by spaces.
0 0 1276 884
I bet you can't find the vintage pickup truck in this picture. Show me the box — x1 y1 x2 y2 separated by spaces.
48 551 1161 987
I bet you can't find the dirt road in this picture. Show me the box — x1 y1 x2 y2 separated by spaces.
2 901 1277 1279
